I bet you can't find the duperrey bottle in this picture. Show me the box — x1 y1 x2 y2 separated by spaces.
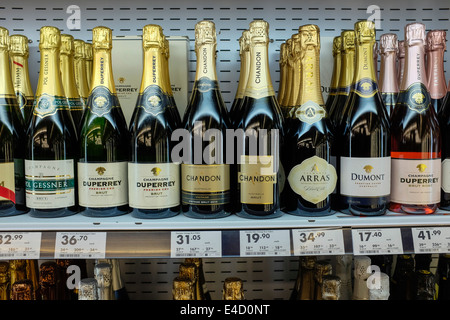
338 20 391 216
282 24 337 216
0 28 27 217
9 34 34 126
325 36 342 113
26 26 78 218
378 33 399 117
74 40 90 103
128 24 180 219
426 30 447 113
390 22 441 215
180 20 231 218
236 20 284 219
78 26 130 217
60 34 85 129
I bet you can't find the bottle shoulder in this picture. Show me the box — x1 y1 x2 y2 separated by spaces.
240 95 283 129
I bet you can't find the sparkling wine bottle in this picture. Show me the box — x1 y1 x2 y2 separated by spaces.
378 33 399 117
426 30 447 113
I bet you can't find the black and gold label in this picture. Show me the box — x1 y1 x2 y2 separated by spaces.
353 77 378 98
398 82 431 114
88 86 115 117
294 101 326 125
33 93 67 118
137 84 170 116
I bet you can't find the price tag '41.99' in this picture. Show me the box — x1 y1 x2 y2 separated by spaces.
54 232 107 259
411 227 450 254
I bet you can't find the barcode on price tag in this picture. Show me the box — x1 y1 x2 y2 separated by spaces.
411 227 450 253
352 228 403 255
239 230 290 257
54 232 107 259
0 232 42 259
170 231 222 258
292 229 345 255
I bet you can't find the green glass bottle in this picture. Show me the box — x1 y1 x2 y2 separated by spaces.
78 26 130 217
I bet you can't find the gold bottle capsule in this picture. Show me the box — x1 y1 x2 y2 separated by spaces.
223 277 245 300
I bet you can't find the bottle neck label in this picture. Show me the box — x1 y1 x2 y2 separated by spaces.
137 84 170 116
194 77 219 93
293 101 326 125
398 82 431 114
33 93 67 118
353 77 378 98
88 85 115 117
195 44 217 81
245 45 275 99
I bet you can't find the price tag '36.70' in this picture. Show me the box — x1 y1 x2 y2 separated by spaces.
54 232 107 259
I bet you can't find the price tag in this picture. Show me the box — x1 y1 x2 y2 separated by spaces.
54 232 107 259
352 228 403 255
411 227 450 253
292 229 345 255
170 231 222 258
0 232 42 259
239 230 290 257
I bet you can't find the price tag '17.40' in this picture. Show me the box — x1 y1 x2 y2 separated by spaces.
292 229 345 255
352 228 403 255
0 232 42 259
411 227 450 254
54 232 107 259
170 231 222 258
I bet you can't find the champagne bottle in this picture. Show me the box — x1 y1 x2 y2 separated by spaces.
9 34 34 125
223 277 245 300
0 27 27 217
60 34 85 129
172 277 195 300
338 21 391 216
74 40 90 102
78 278 98 300
128 24 180 219
180 20 231 218
25 26 78 218
39 261 58 300
368 272 390 300
284 33 301 120
426 30 447 113
353 255 371 300
321 275 341 300
236 20 284 219
379 33 399 117
373 41 379 80
314 260 332 300
282 24 337 217
437 254 450 300
94 262 113 300
414 270 436 300
84 42 93 90
280 38 293 110
11 279 35 300
325 36 342 113
296 256 316 300
397 40 406 87
277 42 288 109
390 22 441 215
440 77 450 211
78 26 130 217
162 37 182 129
0 262 9 300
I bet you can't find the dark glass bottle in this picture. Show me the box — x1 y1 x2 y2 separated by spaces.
437 254 450 300
25 26 78 218
128 24 180 219
378 33 399 117
277 42 288 110
74 39 90 103
338 20 391 216
325 36 341 114
390 254 415 300
282 24 336 217
78 26 130 217
236 20 284 219
390 22 441 215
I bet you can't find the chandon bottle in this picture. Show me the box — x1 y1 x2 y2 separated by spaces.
378 33 399 117
390 22 441 215
325 36 342 113
74 40 90 103
0 27 27 217
128 24 180 219
180 20 231 218
25 26 78 218
338 20 391 216
426 30 447 113
78 26 130 217
60 34 85 129
9 34 34 126
282 24 336 216
236 20 284 219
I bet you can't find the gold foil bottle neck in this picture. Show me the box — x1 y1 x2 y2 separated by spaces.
74 39 85 59
291 33 301 61
223 277 245 300
380 33 398 54
332 36 342 56
341 30 356 52
60 34 75 56
239 30 251 56
85 42 93 60
39 26 61 50
249 19 270 45
0 27 9 51
195 20 216 49
405 22 426 46
426 30 447 51
173 277 195 300
163 37 170 58
10 34 29 56
299 24 320 51
398 40 405 57
143 24 165 49
354 20 376 44
93 26 112 50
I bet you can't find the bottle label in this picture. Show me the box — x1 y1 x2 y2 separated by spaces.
442 159 450 193
181 164 230 205
239 155 277 204
0 162 16 203
128 162 180 209
16 91 33 112
33 93 67 118
25 159 75 209
398 82 431 114
353 77 378 98
88 86 115 117
67 97 85 111
391 158 441 204
340 156 391 197
287 156 337 204
77 162 128 207
337 85 351 96
194 77 218 93
245 47 275 99
293 101 326 125
137 84 170 116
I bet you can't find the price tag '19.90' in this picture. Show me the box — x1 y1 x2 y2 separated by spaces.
54 232 107 259
239 230 291 257
170 231 222 258
292 229 345 255
0 232 42 259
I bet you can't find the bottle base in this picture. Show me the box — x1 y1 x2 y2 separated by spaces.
389 202 438 215
28 207 79 218
80 206 130 217
0 203 29 217
182 204 232 219
284 208 334 217
130 207 180 219
182 210 231 219
235 207 283 219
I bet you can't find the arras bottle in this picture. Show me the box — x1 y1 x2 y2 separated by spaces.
338 20 391 216
84 42 93 90
0 28 27 217
236 20 284 219
282 24 337 217
180 20 231 218
78 26 130 217
378 33 399 117
325 36 342 113
74 40 90 103
426 30 447 113
25 26 78 218
390 22 441 215
60 34 85 129
9 34 34 126
128 24 180 219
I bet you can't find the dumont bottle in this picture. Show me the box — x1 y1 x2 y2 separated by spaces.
426 30 447 113
282 24 336 216
338 20 391 216
78 26 130 217
378 33 399 117
9 34 34 126
325 36 342 114
236 20 284 219
180 20 231 218
390 22 441 215
0 28 27 217
128 24 180 219
25 26 78 218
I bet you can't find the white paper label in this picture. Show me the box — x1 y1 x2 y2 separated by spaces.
170 231 222 258
292 229 345 255
441 159 450 193
352 228 404 255
411 227 450 254
78 162 128 207
0 232 42 259
239 230 291 257
54 232 107 259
